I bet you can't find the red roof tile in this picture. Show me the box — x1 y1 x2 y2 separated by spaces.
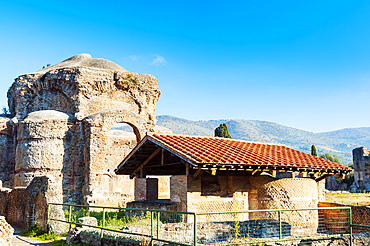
148 134 352 171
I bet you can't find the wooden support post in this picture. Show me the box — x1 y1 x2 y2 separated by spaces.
161 149 164 166
186 163 190 176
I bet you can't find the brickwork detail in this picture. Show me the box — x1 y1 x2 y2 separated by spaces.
257 178 319 236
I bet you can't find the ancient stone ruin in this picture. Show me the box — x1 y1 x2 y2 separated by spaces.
352 146 370 191
0 53 163 207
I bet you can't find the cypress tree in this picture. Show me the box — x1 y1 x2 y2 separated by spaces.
311 145 317 156
215 123 232 138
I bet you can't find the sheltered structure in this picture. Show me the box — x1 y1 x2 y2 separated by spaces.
115 134 352 228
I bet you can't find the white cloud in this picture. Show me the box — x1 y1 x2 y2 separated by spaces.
129 55 139 61
150 54 166 66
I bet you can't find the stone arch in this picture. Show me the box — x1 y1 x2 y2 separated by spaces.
8 74 79 119
82 109 155 205
84 108 155 142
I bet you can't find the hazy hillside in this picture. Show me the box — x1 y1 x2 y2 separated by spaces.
156 115 368 163
319 127 370 149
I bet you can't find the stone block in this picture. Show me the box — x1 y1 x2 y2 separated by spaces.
77 216 98 228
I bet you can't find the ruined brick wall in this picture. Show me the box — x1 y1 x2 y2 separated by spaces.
0 176 65 231
170 175 188 212
319 202 370 233
5 187 29 227
0 187 10 217
352 146 370 191
0 117 15 188
170 175 274 213
257 178 319 236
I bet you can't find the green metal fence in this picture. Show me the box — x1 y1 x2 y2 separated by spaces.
48 203 358 245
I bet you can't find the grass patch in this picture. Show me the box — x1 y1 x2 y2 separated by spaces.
64 208 153 229
326 192 370 205
20 223 61 241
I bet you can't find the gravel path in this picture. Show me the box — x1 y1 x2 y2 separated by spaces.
11 235 51 246
11 229 51 246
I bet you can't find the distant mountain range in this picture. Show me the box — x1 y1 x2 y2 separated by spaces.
155 115 370 164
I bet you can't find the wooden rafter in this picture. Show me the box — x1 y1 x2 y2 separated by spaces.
315 173 331 182
130 147 161 178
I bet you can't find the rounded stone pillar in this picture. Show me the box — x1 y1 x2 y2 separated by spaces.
14 110 71 187
257 178 319 237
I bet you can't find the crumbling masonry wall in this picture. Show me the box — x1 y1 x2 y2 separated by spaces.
352 146 370 191
0 54 161 208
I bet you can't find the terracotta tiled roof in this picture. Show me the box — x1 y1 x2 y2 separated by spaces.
148 134 352 172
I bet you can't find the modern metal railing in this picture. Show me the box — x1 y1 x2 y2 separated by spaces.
48 203 361 246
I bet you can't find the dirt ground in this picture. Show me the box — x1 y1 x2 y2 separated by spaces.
325 192 370 205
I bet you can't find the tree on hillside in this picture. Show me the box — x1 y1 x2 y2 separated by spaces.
215 123 232 138
311 145 317 156
319 152 345 165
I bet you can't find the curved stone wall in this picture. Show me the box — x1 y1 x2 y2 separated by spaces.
257 178 319 236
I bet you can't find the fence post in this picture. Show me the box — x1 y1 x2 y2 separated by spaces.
68 205 72 231
150 211 154 246
47 203 50 232
101 208 106 239
194 214 197 246
278 210 282 239
156 212 160 239
349 207 353 246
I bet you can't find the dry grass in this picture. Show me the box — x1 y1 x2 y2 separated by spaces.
325 192 370 206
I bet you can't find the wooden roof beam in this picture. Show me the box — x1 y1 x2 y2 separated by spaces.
315 173 331 182
193 169 204 180
130 147 161 179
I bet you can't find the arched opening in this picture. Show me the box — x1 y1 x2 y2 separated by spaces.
83 108 155 206
103 122 138 201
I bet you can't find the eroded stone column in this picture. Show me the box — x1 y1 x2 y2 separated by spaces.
15 110 71 187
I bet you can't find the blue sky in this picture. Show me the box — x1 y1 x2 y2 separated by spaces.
0 1 369 132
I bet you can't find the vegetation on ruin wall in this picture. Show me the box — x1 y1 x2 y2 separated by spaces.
64 208 153 229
